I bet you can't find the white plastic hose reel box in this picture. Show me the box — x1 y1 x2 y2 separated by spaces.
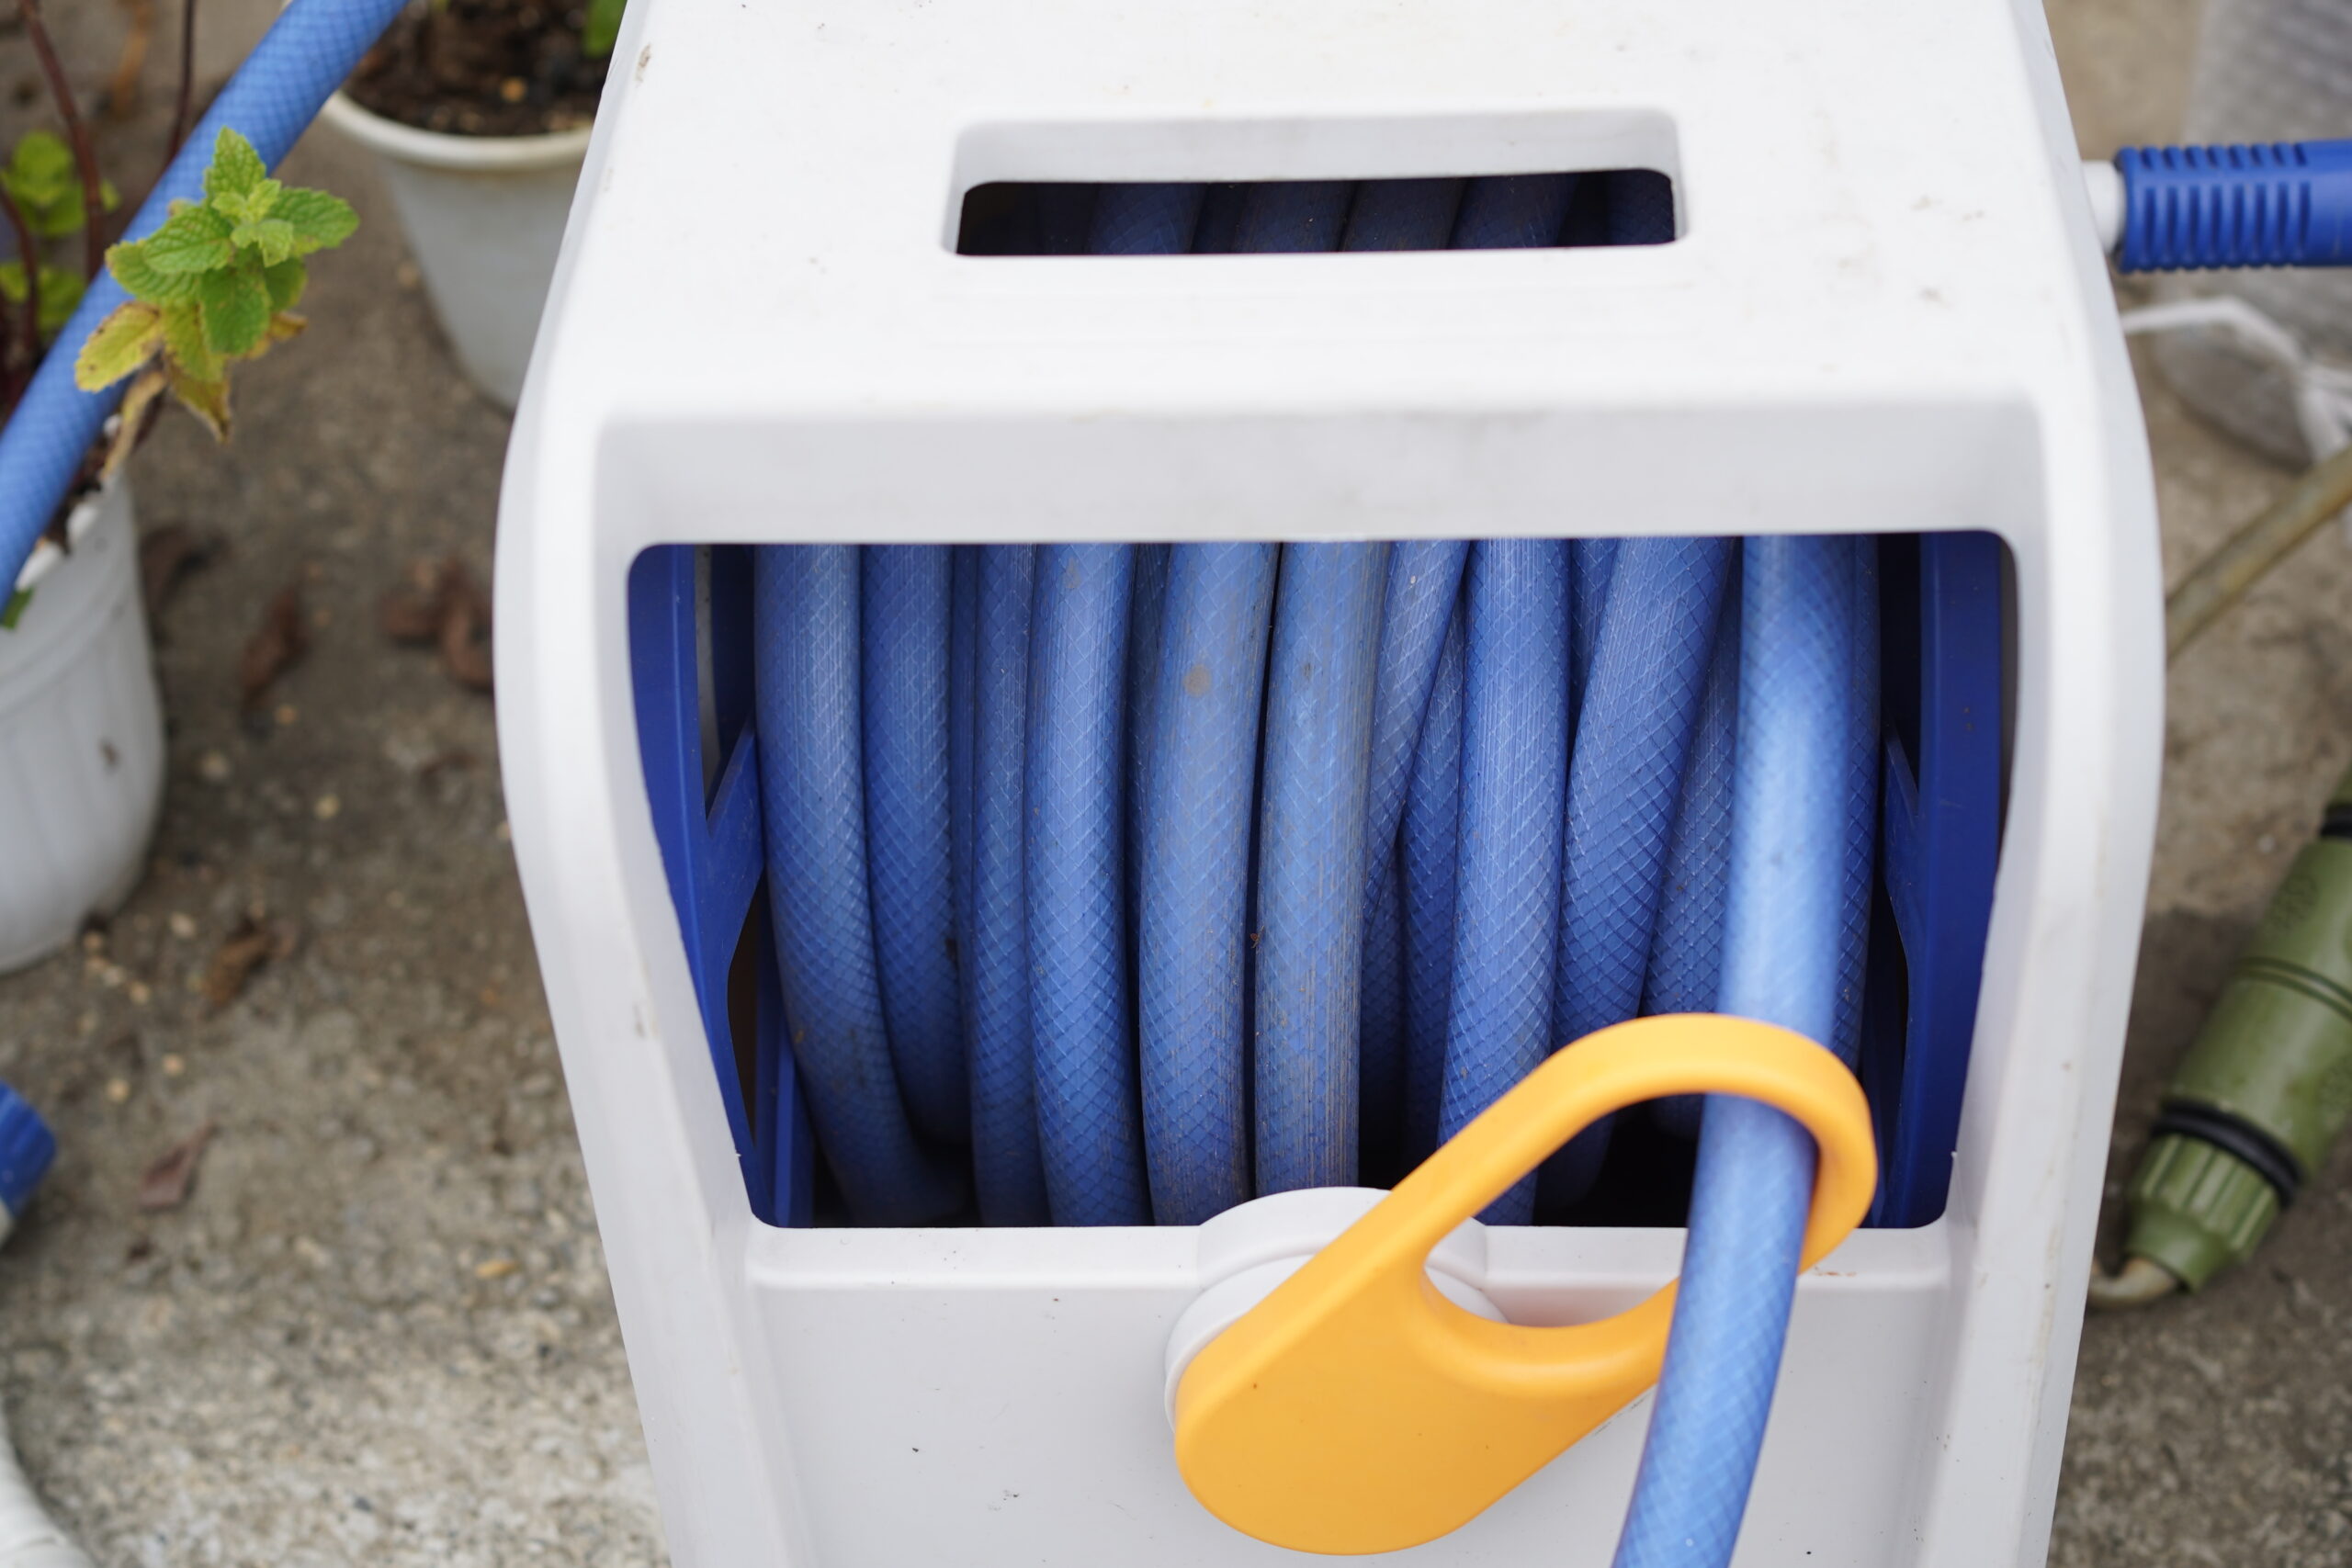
495 0 2162 1562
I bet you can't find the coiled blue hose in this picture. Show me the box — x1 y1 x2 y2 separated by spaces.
1138 544 1276 1224
1439 539 1570 1224
969 547 1050 1225
1645 577 1741 1138
1544 537 1734 1206
752 547 962 1225
746 176 1875 1562
0 0 412 594
1341 183 1470 1176
1027 544 1150 1225
1611 535 1867 1568
863 547 967 1145
1256 544 1389 1191
1401 609 1467 1168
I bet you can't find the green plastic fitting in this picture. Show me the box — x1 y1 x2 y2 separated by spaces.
2118 762 2352 1294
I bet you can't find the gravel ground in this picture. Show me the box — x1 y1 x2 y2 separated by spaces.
0 0 2343 1563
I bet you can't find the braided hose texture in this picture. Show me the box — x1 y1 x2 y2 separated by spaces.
1138 544 1276 1224
1255 544 1388 1193
1645 576 1742 1137
1401 610 1467 1169
969 547 1051 1224
752 547 961 1224
1544 537 1734 1206
1439 540 1569 1224
862 547 967 1144
1612 535 1866 1568
1027 545 1149 1224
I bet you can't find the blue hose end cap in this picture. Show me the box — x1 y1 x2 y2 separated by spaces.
2116 139 2352 271
0 1083 58 1225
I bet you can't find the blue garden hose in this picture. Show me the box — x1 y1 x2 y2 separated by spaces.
752 547 962 1225
1400 608 1467 1169
747 178 1881 1562
1027 543 1150 1225
0 0 412 593
1611 535 1867 1568
1438 539 1570 1224
949 546 979 1053
1544 537 1735 1207
968 547 1050 1225
1645 576 1741 1138
1342 179 1471 1178
1138 543 1276 1224
862 547 967 1145
1256 543 1389 1192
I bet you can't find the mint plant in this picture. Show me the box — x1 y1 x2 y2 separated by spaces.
583 0 629 58
0 132 118 242
74 128 357 470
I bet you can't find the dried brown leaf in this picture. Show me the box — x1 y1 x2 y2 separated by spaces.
377 581 442 645
437 560 492 693
200 917 275 1010
238 581 308 710
137 522 216 619
137 1120 215 1213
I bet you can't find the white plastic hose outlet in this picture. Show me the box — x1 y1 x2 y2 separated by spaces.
1161 1186 1505 1427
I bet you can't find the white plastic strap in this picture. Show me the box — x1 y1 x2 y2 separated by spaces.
2120 294 2352 541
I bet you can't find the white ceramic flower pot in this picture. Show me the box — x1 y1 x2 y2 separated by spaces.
318 92 590 410
0 480 165 973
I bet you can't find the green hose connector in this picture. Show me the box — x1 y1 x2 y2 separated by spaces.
2103 764 2352 1304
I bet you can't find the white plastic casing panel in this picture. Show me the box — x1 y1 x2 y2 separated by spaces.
494 0 2162 1562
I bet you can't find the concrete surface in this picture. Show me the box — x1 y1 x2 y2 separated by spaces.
0 0 2342 1563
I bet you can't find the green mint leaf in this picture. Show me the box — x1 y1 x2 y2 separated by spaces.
73 300 164 390
35 266 83 338
229 217 299 267
204 128 268 202
270 187 359 255
262 256 307 312
107 241 204 306
1 588 28 631
142 205 236 275
583 0 628 58
6 132 107 238
198 263 271 357
159 301 220 384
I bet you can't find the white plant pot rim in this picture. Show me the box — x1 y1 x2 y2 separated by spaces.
12 485 113 596
318 90 592 173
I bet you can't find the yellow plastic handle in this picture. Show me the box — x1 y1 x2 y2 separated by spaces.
1171 1013 1878 1556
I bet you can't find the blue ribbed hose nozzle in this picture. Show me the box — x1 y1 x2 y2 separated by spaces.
2112 140 2352 272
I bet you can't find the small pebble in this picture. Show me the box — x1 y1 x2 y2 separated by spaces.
198 750 232 784
168 912 197 941
313 794 342 822
275 705 299 728
104 1078 130 1105
499 76 527 103
127 981 151 1007
160 1055 185 1077
475 1258 520 1280
395 261 421 290
2258 834 2278 854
